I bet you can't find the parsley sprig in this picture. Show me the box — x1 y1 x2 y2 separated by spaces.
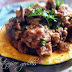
27 3 35 8
28 8 43 17
27 8 57 29
41 40 46 46
55 0 64 10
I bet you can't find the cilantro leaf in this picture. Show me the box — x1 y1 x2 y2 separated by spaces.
27 8 57 29
27 8 43 17
27 3 35 8
55 0 64 10
41 40 46 46
22 25 27 33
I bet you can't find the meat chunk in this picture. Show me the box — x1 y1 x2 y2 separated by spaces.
11 39 18 50
46 0 56 10
36 42 52 57
32 2 41 9
32 2 46 10
18 41 28 53
56 4 72 27
25 8 32 16
21 26 51 49
11 29 22 40
13 23 21 30
56 27 68 41
58 41 69 51
51 33 60 43
27 17 41 25
58 4 72 16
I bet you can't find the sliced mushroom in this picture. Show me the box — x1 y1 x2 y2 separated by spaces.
20 5 25 21
15 5 25 21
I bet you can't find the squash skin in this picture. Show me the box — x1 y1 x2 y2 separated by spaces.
0 26 72 65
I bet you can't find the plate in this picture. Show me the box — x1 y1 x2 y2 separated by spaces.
0 1 72 72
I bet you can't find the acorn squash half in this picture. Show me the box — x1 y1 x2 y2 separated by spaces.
0 26 72 65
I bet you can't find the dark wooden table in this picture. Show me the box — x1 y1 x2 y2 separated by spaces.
0 0 47 9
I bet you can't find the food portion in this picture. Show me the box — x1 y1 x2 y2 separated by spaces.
5 0 72 57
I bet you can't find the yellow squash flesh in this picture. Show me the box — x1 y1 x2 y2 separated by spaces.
0 26 72 65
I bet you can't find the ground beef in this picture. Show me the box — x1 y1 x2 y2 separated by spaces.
58 41 69 51
36 42 52 57
58 4 72 16
51 33 60 43
56 27 68 41
21 26 51 49
56 4 72 27
25 8 32 16
27 17 41 25
18 41 28 53
5 2 71 57
32 2 46 10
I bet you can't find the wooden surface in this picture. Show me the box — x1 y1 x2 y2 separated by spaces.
0 0 47 9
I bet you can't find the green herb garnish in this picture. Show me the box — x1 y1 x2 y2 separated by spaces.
27 8 57 29
41 40 46 46
7 21 9 24
22 25 27 33
27 3 35 8
27 8 43 17
55 0 64 10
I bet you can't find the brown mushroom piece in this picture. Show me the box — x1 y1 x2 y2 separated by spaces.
67 25 72 43
46 0 56 10
15 5 25 21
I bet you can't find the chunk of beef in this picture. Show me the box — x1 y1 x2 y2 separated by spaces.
58 41 69 51
11 29 22 40
18 41 28 53
46 0 56 10
56 27 68 41
27 17 41 25
56 27 63 37
32 2 41 9
21 26 51 49
51 33 60 43
36 42 52 57
11 39 18 50
32 2 46 10
58 4 72 16
25 8 32 16
13 23 21 30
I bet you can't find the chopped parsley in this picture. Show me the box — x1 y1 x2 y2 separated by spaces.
27 3 35 8
41 40 46 46
27 8 43 17
22 25 27 33
55 0 64 10
27 0 63 30
27 8 57 29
